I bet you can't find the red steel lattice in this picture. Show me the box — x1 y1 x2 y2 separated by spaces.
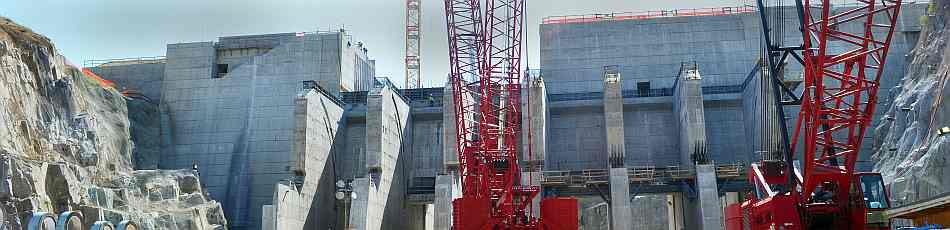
444 0 577 229
794 0 902 209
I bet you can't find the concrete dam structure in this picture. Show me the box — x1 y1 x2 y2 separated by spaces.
71 2 936 230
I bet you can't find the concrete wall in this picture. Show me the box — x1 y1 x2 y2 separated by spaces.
159 31 375 230
89 61 166 102
539 3 928 171
540 12 761 95
348 85 412 230
268 88 344 229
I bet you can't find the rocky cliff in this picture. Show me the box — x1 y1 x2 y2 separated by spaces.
871 0 950 206
0 17 226 229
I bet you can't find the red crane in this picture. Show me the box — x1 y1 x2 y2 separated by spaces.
736 0 903 229
443 0 577 229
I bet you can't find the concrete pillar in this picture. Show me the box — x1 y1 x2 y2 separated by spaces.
439 76 463 230
609 168 632 230
722 192 740 208
522 171 542 216
522 76 546 218
667 193 685 230
672 64 708 166
434 174 459 230
349 85 412 230
696 164 724 230
270 88 344 229
603 66 626 167
348 178 371 230
523 76 548 166
262 205 275 230
442 79 459 169
409 204 435 230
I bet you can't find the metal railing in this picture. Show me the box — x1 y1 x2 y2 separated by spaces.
546 85 741 102
542 6 757 25
83 56 166 67
540 163 745 187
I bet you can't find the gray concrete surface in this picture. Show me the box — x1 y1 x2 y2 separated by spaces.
269 88 344 229
695 164 723 230
673 66 708 166
77 3 931 228
348 85 412 230
609 167 632 230
433 174 458 230
604 66 626 167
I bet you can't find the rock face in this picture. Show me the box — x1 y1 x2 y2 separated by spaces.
872 1 950 206
0 17 226 229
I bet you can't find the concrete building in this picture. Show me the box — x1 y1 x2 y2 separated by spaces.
92 30 378 230
88 3 928 229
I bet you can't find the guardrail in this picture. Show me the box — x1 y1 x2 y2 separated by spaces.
540 163 745 187
83 56 166 67
542 6 756 25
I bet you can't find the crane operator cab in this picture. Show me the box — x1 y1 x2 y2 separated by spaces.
851 173 890 230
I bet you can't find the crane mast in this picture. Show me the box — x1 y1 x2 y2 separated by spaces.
444 0 577 229
741 0 903 229
406 0 422 88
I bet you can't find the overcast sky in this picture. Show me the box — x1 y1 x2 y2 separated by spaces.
2 0 744 88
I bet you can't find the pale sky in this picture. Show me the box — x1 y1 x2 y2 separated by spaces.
2 0 744 88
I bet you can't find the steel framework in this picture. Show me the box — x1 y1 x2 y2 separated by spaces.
794 0 902 207
444 0 577 229
406 0 422 88
741 0 904 229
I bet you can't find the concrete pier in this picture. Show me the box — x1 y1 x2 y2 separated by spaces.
348 85 412 230
696 164 723 230
433 174 458 230
609 168 632 230
269 88 344 229
603 66 626 167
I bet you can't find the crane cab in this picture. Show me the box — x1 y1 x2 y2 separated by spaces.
851 173 890 230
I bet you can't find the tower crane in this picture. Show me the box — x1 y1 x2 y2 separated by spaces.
735 0 904 229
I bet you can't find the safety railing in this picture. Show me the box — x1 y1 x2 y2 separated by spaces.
540 163 746 187
542 6 756 25
546 85 741 102
83 56 166 67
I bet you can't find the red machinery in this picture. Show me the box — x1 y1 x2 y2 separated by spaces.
736 0 903 229
443 0 578 229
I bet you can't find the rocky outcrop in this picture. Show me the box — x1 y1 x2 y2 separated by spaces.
0 17 226 229
871 1 950 206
